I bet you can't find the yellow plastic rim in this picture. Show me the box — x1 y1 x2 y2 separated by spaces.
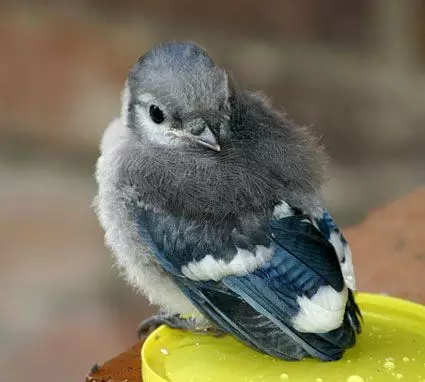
142 293 425 382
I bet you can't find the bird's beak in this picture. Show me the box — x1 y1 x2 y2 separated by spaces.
168 117 222 152
192 125 221 152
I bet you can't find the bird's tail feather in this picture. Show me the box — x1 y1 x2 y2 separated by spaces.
179 279 361 361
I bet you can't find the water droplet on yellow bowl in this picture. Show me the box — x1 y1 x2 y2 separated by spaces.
384 361 395 370
346 375 364 382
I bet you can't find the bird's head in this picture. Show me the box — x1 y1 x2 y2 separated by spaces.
115 41 326 218
123 41 232 153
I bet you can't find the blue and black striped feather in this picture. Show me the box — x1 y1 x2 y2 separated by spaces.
134 204 361 361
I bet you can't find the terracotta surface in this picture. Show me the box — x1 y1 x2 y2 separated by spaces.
346 187 425 304
85 188 425 382
86 342 143 382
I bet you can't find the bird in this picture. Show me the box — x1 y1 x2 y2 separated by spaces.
94 41 361 361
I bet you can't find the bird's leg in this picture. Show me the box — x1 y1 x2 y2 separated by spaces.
200 326 226 338
137 312 193 338
137 311 226 339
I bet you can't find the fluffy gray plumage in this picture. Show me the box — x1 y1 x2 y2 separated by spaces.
121 42 326 219
94 41 359 361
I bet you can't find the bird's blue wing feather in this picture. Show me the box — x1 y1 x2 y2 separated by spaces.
220 213 359 360
135 204 360 360
314 210 357 289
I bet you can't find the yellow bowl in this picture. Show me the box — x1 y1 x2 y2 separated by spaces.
141 293 425 382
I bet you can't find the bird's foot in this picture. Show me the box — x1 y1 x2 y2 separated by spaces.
137 313 225 339
197 326 226 338
138 313 193 338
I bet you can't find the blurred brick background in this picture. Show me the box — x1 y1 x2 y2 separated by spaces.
0 1 424 381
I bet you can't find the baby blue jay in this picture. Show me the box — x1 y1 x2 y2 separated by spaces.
94 41 361 361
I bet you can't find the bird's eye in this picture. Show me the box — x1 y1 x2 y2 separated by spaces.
149 105 165 124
